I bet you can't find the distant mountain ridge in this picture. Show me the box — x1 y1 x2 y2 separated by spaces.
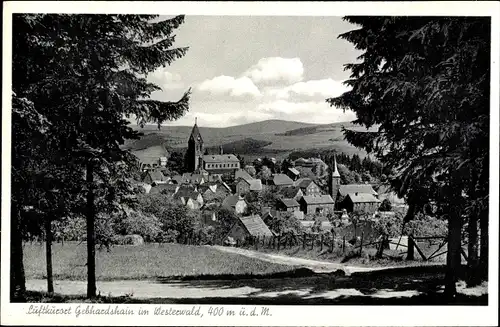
125 119 372 162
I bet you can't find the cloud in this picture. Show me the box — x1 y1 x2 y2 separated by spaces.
197 75 261 97
149 69 185 90
243 57 304 84
264 78 350 99
256 99 356 124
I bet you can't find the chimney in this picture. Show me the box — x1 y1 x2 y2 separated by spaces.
219 145 224 155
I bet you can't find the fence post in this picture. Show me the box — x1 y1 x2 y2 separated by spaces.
278 234 281 251
360 231 364 256
311 234 315 250
303 234 306 250
320 234 323 252
343 236 346 254
255 236 259 250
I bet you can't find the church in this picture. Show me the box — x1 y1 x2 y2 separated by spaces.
185 119 241 175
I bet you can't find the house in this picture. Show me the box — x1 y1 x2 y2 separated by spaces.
262 207 304 222
267 174 294 187
235 178 263 194
338 184 378 198
299 195 335 215
222 195 248 215
173 190 204 210
294 178 322 197
226 215 274 243
181 173 206 185
278 186 304 201
202 154 241 174
341 192 381 214
142 169 169 185
277 198 300 212
286 167 300 181
235 169 253 182
149 183 178 196
198 181 231 203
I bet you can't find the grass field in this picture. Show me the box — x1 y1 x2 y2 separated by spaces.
23 242 296 281
241 241 449 268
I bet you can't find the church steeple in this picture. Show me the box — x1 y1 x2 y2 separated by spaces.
186 118 204 172
332 154 340 178
329 154 341 207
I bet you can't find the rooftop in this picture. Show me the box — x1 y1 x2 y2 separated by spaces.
302 195 335 204
280 198 300 207
271 174 294 186
203 154 240 163
238 215 274 237
347 193 381 203
339 184 378 197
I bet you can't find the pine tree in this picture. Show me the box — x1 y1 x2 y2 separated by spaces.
12 14 191 299
328 17 490 296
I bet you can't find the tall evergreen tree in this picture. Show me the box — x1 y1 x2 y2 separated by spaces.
12 14 191 299
328 17 490 297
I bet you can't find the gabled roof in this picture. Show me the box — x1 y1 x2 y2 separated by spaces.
190 123 203 143
280 198 300 208
271 174 294 186
339 184 378 197
235 169 253 182
294 178 316 189
181 173 204 184
302 195 334 204
288 167 300 176
171 175 183 184
237 177 263 191
347 193 381 203
248 179 263 191
144 170 167 182
238 215 273 237
222 195 246 208
202 154 240 163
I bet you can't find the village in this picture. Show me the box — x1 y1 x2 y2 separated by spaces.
134 120 404 246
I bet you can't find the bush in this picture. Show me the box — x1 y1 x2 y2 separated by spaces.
118 211 162 242
114 234 144 245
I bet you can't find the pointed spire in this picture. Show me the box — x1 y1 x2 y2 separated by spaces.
331 154 340 178
195 117 197 125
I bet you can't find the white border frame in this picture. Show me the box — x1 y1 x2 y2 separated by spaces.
2 2 499 326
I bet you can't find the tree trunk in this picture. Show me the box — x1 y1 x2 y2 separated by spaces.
406 235 415 261
444 213 463 301
466 213 480 287
86 162 96 299
45 217 54 295
10 203 26 302
479 207 488 281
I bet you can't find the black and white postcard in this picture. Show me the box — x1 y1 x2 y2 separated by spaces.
1 1 499 326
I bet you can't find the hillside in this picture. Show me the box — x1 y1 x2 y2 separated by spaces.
125 119 373 163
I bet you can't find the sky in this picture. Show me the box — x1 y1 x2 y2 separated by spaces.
147 16 362 127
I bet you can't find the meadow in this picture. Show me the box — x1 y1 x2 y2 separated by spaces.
23 242 296 281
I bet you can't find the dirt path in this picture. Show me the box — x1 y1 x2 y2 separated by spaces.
209 245 389 275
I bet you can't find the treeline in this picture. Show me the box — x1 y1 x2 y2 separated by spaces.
287 149 390 182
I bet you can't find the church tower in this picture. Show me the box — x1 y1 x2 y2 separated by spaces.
186 118 204 172
329 154 341 206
